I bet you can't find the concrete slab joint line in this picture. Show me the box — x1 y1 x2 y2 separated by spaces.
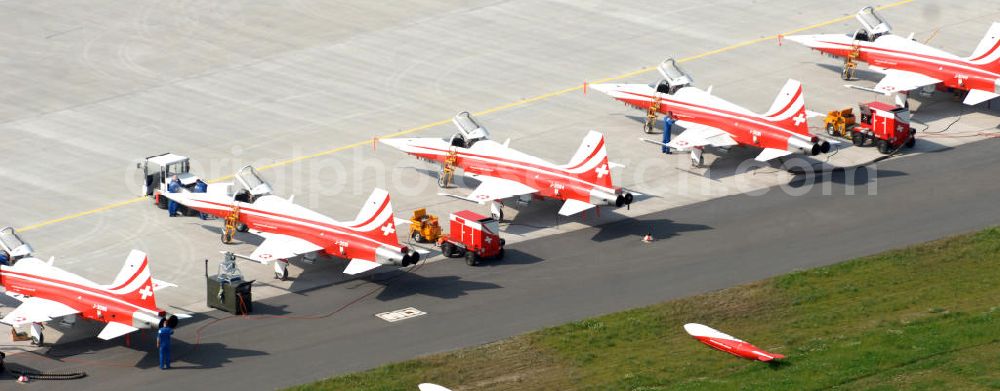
14 0 914 233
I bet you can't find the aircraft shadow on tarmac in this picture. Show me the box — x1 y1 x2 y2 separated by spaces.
815 63 884 83
199 224 265 246
788 166 908 187
406 166 483 193
364 270 502 301
590 217 712 243
29 321 266 370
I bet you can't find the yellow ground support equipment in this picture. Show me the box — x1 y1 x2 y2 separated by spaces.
644 97 661 134
823 107 857 138
408 208 441 243
222 204 240 244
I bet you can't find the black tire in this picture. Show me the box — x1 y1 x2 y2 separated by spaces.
441 242 455 258
644 119 656 134
236 223 249 233
905 135 916 148
465 251 478 266
876 139 890 154
851 132 865 146
437 174 448 188
221 229 233 244
275 268 288 281
156 193 168 209
496 248 505 260
826 123 835 136
411 231 423 243
31 332 42 346
841 66 854 81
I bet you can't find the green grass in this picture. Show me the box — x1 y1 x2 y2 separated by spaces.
291 228 1000 391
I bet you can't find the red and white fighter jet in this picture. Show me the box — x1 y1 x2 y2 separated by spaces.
0 227 182 345
684 323 785 362
164 166 419 279
591 59 830 167
380 112 634 219
787 6 1000 106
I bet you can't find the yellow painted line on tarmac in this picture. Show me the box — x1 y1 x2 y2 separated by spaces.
16 0 913 233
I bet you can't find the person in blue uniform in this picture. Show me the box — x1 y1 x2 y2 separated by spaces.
193 179 208 219
167 175 182 217
157 321 173 369
662 111 676 154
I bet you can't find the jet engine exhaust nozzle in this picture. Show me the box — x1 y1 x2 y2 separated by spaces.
615 192 634 207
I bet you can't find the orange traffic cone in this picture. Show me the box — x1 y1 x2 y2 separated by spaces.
642 233 653 243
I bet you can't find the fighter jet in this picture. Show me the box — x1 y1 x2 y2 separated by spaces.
684 323 785 362
786 6 1000 106
380 112 634 219
163 166 419 279
0 227 183 345
590 59 830 167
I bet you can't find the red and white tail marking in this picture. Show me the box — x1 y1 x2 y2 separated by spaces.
967 22 1000 71
762 79 810 136
349 188 400 247
103 250 159 311
562 130 614 188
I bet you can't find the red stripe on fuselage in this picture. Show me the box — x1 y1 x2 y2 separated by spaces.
562 137 606 171
196 200 399 249
346 196 390 229
105 257 149 291
1 268 158 315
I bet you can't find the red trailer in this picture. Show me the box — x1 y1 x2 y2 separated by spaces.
440 210 504 266
851 101 916 154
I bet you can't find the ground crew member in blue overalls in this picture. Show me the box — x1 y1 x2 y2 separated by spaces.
157 316 175 369
193 179 208 220
167 175 182 217
662 111 676 154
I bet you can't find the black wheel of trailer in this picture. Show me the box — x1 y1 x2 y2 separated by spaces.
411 231 423 243
221 229 234 244
275 268 288 281
156 193 168 209
905 135 916 148
31 332 43 347
465 251 478 266
441 242 455 258
851 131 865 146
826 124 835 136
876 139 890 154
437 174 448 188
236 223 249 233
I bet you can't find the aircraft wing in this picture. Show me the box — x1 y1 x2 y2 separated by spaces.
1 297 78 326
870 68 941 94
249 232 324 263
754 148 793 162
463 174 538 203
668 122 739 150
97 322 140 340
964 89 1000 105
558 198 596 216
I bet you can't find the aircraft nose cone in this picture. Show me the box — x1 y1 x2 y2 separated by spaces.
378 137 413 150
783 34 817 46
587 83 620 95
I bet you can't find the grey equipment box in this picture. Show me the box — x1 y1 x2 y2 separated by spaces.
206 276 253 315
205 253 254 314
